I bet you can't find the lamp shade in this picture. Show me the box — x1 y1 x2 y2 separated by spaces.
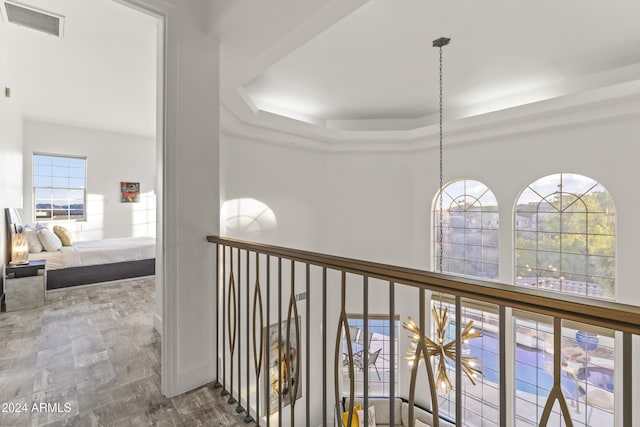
10 231 29 265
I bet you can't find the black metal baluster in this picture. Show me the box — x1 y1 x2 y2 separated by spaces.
245 250 253 423
265 255 271 427
237 248 243 413
221 246 228 396
214 243 222 390
363 275 369 427
228 248 237 404
389 282 395 426
455 296 462 425
322 267 327 427
278 257 283 427
499 306 506 427
305 263 310 427
623 332 632 427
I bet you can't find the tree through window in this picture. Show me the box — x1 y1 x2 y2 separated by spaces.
514 173 616 299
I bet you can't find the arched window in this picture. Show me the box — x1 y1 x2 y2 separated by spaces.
434 179 499 280
514 173 616 299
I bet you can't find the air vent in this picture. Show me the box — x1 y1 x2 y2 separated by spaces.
2 1 63 37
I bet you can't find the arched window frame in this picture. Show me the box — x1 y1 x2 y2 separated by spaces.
433 179 499 280
514 173 616 299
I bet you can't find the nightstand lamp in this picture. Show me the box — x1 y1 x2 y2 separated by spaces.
10 225 29 266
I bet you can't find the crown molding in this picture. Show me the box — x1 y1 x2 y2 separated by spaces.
221 79 640 153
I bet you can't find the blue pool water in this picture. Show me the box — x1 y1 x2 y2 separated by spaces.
348 319 613 397
460 331 612 397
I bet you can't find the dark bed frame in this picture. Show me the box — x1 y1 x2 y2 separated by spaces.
46 259 155 290
6 208 155 291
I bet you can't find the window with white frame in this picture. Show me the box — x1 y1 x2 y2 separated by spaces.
434 179 499 280
341 316 399 397
514 173 616 299
33 154 86 221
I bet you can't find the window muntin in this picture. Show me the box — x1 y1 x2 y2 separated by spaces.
513 313 615 426
434 179 499 280
33 154 86 221
341 316 398 397
431 299 500 426
514 173 616 299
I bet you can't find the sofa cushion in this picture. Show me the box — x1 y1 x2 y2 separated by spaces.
356 405 377 427
343 403 362 427
401 402 456 427
345 397 402 426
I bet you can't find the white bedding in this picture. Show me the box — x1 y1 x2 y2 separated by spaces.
29 237 155 270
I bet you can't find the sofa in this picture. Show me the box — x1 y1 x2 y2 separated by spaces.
344 397 455 427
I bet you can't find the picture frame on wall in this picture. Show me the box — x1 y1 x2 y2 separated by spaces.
265 316 302 415
120 182 140 203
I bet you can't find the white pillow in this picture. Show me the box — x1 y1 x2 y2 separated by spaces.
356 406 376 427
415 420 429 427
23 226 43 253
37 228 63 252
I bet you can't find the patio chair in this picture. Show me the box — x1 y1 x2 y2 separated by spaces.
355 348 382 380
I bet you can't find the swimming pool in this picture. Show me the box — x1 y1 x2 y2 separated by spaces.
461 330 613 397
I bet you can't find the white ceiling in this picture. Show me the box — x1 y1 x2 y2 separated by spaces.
3 0 639 141
221 0 640 133
0 0 157 137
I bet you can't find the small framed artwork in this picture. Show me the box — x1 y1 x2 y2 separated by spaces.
265 317 302 415
121 182 140 203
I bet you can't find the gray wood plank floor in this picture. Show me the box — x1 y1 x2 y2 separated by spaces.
0 278 252 427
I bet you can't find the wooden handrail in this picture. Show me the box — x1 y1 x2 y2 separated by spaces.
207 235 640 334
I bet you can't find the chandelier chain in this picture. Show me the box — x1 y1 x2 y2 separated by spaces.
438 44 444 273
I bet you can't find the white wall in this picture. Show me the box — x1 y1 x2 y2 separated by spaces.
222 102 640 306
0 22 24 266
157 0 221 397
22 120 156 240
220 133 323 248
0 97 23 265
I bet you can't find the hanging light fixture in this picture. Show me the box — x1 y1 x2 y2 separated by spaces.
403 36 483 395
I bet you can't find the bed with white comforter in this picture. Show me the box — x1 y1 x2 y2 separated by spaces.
30 237 156 269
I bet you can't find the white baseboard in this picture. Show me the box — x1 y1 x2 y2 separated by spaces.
176 361 215 395
153 313 163 335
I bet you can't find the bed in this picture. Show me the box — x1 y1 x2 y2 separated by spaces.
6 208 155 290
